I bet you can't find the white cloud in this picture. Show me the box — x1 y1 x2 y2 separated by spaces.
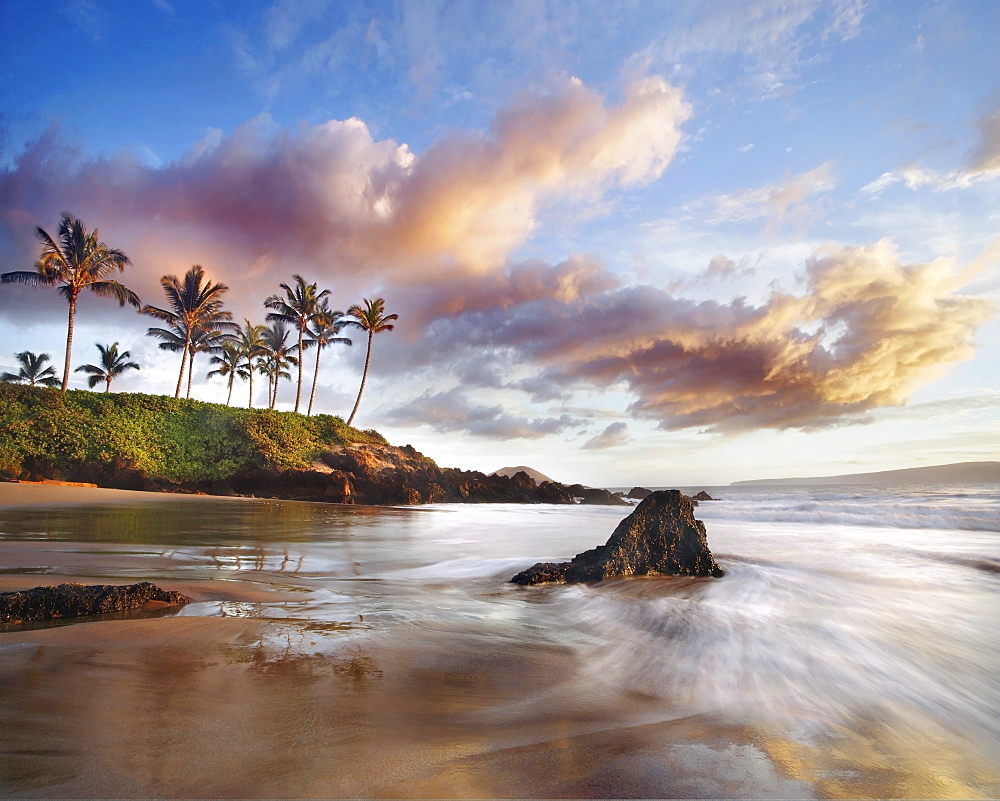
684 162 836 225
581 422 632 450
861 104 1000 196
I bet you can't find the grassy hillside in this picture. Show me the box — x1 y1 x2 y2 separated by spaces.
0 383 387 483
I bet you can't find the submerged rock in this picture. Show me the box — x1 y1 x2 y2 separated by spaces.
692 490 716 501
510 489 725 585
0 582 190 624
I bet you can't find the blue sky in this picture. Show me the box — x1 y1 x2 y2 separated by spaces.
1 0 998 486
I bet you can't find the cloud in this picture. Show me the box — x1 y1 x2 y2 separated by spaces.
684 162 836 225
630 0 866 96
397 239 995 435
861 103 1000 195
1 66 992 442
382 387 584 439
0 74 688 310
581 422 632 450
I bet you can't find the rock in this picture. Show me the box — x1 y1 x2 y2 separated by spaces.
692 490 716 501
627 486 653 500
510 489 725 585
0 582 191 624
491 465 556 484
508 470 537 491
579 488 628 505
567 484 629 506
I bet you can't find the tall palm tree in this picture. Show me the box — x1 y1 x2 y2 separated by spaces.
1 351 60 387
142 265 236 398
259 321 297 409
232 320 266 408
304 301 352 416
342 297 398 427
74 342 139 393
264 275 330 413
185 323 232 399
207 342 243 406
0 214 139 390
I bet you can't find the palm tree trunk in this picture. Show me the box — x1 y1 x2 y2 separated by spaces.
294 326 304 413
174 334 191 398
187 349 195 399
105 376 111 393
346 332 373 427
307 345 322 417
61 294 77 392
226 375 234 406
248 370 254 408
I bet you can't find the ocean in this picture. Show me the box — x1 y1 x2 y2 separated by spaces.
1 483 998 797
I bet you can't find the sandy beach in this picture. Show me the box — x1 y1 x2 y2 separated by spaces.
0 483 788 798
2 482 998 798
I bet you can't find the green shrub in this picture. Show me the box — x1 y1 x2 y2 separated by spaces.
0 383 383 482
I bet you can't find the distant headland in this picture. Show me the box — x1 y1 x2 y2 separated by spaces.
731 461 1000 486
490 465 556 484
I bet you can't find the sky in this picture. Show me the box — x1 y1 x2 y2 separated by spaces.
1 0 998 487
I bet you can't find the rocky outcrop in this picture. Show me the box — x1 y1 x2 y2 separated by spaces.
208 444 626 507
510 490 725 585
23 441 630 508
627 486 653 500
692 490 716 501
0 582 191 624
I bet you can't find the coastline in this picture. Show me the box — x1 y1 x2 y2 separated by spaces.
2 484 999 797
0 486 802 798
0 480 255 508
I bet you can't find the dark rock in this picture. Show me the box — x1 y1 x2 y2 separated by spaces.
580 487 628 505
509 470 537 490
627 486 653 500
223 468 353 503
33 438 630 508
692 490 716 501
511 489 725 585
0 582 191 624
534 481 575 504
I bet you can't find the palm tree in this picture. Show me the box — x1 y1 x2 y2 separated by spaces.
142 265 236 398
264 275 330 413
207 342 244 406
232 320 266 408
0 214 139 390
1 351 60 387
185 323 232 399
260 321 297 409
304 301 352 416
74 342 139 393
342 297 398 427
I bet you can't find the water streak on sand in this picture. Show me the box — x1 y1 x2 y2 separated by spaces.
0 482 998 797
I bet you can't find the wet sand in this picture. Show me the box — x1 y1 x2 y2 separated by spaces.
0 484 807 798
2 483 998 798
1 606 805 799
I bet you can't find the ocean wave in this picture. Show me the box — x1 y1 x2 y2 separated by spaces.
697 498 1000 532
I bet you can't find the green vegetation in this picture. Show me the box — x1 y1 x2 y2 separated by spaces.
343 297 399 426
0 214 140 391
1 351 60 387
75 342 140 392
2 214 398 421
0 383 387 483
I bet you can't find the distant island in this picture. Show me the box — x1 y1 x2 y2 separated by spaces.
732 461 1000 486
491 465 556 484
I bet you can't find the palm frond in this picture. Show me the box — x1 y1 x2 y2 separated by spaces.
88 280 142 308
0 270 51 286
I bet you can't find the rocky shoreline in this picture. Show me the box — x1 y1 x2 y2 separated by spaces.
14 441 630 506
511 490 724 584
